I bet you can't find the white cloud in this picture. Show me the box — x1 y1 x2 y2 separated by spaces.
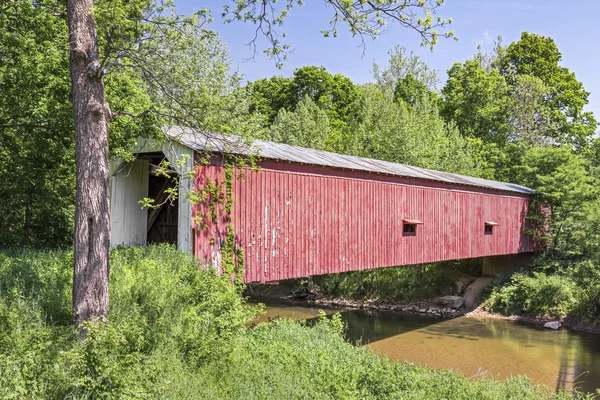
471 29 494 49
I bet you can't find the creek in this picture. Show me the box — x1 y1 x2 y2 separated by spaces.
250 299 600 394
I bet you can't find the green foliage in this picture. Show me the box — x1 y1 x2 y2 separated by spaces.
516 147 598 255
105 70 160 161
247 76 293 123
197 317 577 400
442 59 511 144
483 256 600 325
289 66 361 129
348 84 483 176
442 32 597 148
484 272 578 318
569 260 600 321
394 73 441 108
498 32 597 146
0 245 253 398
0 249 73 324
372 45 440 93
267 96 333 149
313 262 459 301
109 246 251 362
0 247 586 399
0 0 75 247
505 75 555 145
249 65 361 135
129 21 264 137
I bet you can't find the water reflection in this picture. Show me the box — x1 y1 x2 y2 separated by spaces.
250 299 600 394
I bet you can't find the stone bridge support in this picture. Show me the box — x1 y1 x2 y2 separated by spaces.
482 252 535 277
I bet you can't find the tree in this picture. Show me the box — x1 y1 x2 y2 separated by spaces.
267 96 332 149
441 59 511 143
372 45 440 95
441 32 598 180
0 1 75 248
443 33 598 147
505 74 555 145
588 137 600 168
289 66 360 131
348 84 481 176
62 0 453 327
247 76 293 125
517 147 598 256
247 66 361 128
127 22 265 139
66 0 112 326
393 73 440 108
498 32 597 146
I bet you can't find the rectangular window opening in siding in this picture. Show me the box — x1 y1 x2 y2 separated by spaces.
485 221 499 235
403 219 422 237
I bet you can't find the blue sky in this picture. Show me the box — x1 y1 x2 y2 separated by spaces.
176 1 599 115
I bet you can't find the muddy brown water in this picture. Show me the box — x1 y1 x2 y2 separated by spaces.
250 299 600 394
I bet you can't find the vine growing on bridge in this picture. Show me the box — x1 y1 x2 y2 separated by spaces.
188 156 256 288
138 142 257 288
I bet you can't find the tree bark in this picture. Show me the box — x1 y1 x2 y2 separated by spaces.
21 190 32 247
67 0 111 328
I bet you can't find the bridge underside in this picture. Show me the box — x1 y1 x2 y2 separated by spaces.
482 252 535 277
253 253 536 284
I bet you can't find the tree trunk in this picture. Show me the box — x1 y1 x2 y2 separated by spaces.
67 0 111 328
21 190 32 247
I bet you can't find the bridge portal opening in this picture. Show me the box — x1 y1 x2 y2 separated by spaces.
145 153 179 246
110 151 181 248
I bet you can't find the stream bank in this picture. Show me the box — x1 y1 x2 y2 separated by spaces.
249 297 600 395
246 274 600 335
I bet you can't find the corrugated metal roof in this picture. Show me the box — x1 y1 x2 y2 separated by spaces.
164 126 533 195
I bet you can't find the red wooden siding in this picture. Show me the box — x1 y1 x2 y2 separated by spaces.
193 158 534 283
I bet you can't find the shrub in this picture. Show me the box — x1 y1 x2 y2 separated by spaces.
567 260 600 323
0 245 254 398
484 272 578 318
313 261 465 301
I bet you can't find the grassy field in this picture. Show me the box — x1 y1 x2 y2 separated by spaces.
0 246 589 399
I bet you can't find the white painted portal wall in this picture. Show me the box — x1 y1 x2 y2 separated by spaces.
109 137 194 252
110 158 149 247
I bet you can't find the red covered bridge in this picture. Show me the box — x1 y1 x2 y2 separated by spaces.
110 127 539 283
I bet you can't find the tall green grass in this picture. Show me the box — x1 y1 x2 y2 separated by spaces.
0 246 589 399
0 245 251 398
198 315 578 400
